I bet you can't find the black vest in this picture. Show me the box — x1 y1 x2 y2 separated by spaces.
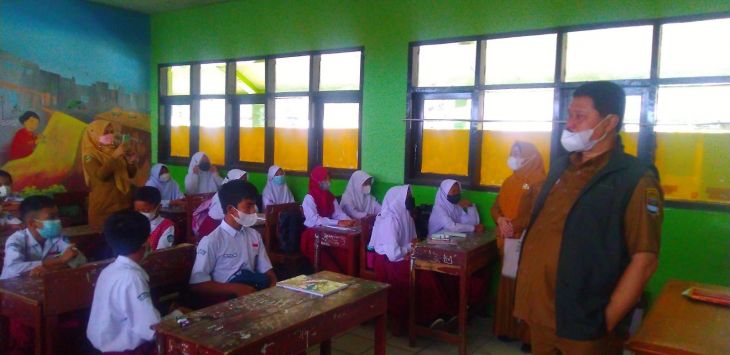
526 142 656 340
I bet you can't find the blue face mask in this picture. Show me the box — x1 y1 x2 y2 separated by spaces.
36 219 62 239
272 175 286 186
446 193 461 205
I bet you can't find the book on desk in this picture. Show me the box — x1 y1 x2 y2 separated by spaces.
277 274 349 297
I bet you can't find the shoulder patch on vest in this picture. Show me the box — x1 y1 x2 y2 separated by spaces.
646 188 660 215
167 234 174 243
84 155 92 162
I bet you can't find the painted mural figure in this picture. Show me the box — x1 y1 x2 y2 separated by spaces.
9 111 43 161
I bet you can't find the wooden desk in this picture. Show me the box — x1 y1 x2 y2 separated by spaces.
409 231 498 355
154 271 389 355
160 205 187 245
313 225 362 276
626 280 730 355
0 275 43 355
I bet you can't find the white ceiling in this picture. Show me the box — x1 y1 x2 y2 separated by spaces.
88 0 232 14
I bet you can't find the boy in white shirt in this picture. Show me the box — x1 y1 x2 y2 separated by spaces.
133 186 175 250
87 210 160 354
189 180 276 298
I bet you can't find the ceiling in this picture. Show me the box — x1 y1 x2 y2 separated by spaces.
88 0 232 14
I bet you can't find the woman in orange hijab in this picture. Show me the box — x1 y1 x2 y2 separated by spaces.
490 141 546 350
82 120 137 230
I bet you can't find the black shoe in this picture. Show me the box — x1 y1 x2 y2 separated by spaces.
520 343 532 353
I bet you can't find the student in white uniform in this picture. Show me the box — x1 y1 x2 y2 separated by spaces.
145 163 184 204
0 195 77 280
184 152 223 194
340 170 381 220
87 210 160 354
428 179 485 235
133 186 175 251
261 165 295 209
207 169 248 220
189 180 276 297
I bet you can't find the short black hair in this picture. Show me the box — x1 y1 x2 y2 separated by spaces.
19 111 40 124
20 195 56 221
573 81 626 130
133 186 161 206
218 180 258 213
103 210 151 256
0 170 12 184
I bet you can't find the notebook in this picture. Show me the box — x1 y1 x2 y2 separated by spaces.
277 275 349 297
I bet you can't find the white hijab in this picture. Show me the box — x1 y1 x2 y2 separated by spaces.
262 165 295 208
368 185 417 262
208 169 247 220
145 163 183 201
428 179 463 234
340 170 379 217
185 152 221 194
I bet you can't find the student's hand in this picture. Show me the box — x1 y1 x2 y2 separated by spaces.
458 199 473 208
60 246 80 263
125 153 139 165
233 284 256 297
497 217 514 238
112 144 126 158
29 265 48 278
338 220 355 227
474 224 486 233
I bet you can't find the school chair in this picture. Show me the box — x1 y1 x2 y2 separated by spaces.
263 203 309 279
359 214 377 281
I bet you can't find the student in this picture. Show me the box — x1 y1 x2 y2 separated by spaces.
299 166 355 273
87 210 160 355
490 141 546 350
0 170 22 226
193 169 248 238
428 179 485 235
1 195 78 280
340 170 381 219
261 165 295 209
9 111 42 161
189 180 276 297
145 163 184 204
208 169 248 220
82 119 137 229
133 186 176 251
369 185 454 332
184 152 223 194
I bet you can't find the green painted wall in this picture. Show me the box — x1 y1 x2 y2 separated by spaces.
152 0 730 303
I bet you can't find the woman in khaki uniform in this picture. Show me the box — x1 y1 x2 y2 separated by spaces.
82 120 137 230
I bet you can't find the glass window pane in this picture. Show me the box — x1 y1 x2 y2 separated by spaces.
275 56 310 92
235 60 266 94
416 41 476 87
565 26 653 82
320 51 361 91
660 18 730 78
239 104 265 163
170 105 190 158
323 103 359 169
621 94 642 157
200 63 226 95
199 99 226 165
421 98 471 176
655 84 730 204
485 34 557 84
274 97 309 171
479 89 553 186
166 65 190 96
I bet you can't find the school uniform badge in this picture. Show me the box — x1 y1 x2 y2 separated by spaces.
646 188 660 215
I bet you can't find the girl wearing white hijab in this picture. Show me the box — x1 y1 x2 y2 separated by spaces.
428 179 484 235
145 163 183 203
369 185 454 331
191 169 247 239
262 165 295 208
340 170 381 220
207 169 248 220
184 152 223 194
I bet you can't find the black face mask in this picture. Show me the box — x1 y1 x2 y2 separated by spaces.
446 193 461 204
198 161 211 171
405 196 416 211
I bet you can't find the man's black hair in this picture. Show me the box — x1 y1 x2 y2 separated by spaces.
133 186 162 206
218 180 259 213
20 195 56 221
19 111 40 124
573 81 626 130
0 170 12 184
103 210 151 256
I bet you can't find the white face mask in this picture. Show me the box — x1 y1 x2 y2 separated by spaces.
233 207 258 227
0 185 8 198
159 173 171 182
507 156 523 171
362 185 371 195
560 119 610 152
140 211 157 221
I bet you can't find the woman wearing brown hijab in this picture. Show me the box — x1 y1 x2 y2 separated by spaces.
82 120 137 230
491 141 546 351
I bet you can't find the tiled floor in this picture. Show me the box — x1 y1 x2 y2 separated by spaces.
306 316 525 355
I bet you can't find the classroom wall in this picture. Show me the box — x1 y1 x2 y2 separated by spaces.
151 0 730 302
0 0 151 194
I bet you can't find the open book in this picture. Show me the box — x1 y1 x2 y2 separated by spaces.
277 275 349 297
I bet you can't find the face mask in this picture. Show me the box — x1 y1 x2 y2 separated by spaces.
507 156 523 171
362 185 372 195
272 175 286 186
36 219 62 239
198 161 211 172
447 193 461 205
405 196 416 211
159 173 171 182
98 134 115 146
319 181 331 191
560 118 610 152
0 185 8 198
233 207 258 227
140 211 157 221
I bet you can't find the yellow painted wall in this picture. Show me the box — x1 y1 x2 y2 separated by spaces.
621 131 639 157
239 127 265 163
421 129 470 176
199 127 225 164
274 128 308 171
480 131 552 186
323 128 359 169
170 126 190 158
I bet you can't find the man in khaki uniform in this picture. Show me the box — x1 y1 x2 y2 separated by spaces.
514 81 663 355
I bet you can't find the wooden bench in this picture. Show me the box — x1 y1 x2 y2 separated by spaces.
185 193 215 244
359 215 377 281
